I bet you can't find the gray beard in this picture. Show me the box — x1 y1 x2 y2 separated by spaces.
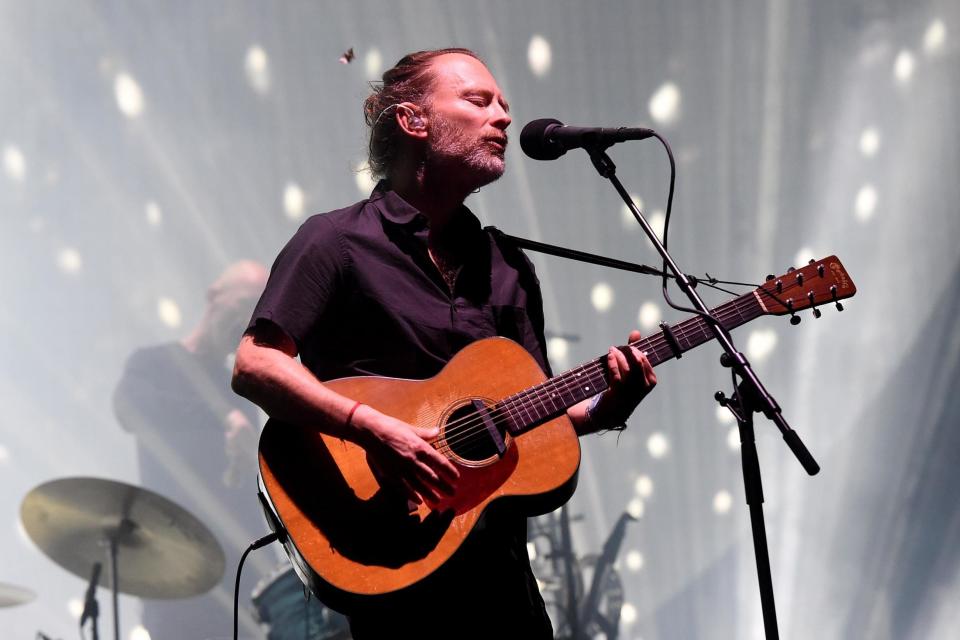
424 117 506 190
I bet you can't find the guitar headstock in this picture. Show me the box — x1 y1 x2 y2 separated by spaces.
755 256 857 323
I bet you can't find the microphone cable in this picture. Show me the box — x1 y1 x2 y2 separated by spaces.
233 531 280 640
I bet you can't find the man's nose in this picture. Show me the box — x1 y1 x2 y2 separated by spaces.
492 105 511 129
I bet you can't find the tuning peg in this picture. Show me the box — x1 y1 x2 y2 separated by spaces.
812 307 822 319
830 284 844 311
766 274 775 281
796 272 804 286
787 266 796 273
790 314 801 325
808 258 816 265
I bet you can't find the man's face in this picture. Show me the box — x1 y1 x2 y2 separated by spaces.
421 54 512 188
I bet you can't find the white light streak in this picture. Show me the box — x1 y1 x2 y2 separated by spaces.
365 48 383 80
637 301 662 332
157 297 182 329
647 432 669 458
855 184 878 222
649 82 681 125
145 201 163 227
3 144 26 181
527 35 552 77
634 474 653 498
793 246 816 270
590 283 614 312
621 194 644 227
526 542 537 561
57 248 83 274
859 127 881 157
626 497 645 519
68 597 83 619
355 166 377 195
283 181 305 220
923 19 947 56
245 45 271 94
893 49 915 85
625 550 645 572
713 490 733 514
130 625 152 640
727 426 741 451
547 336 570 369
716 404 735 425
620 602 638 625
649 210 666 240
114 72 145 118
746 328 777 362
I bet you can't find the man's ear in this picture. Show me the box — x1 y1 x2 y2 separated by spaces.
396 102 428 139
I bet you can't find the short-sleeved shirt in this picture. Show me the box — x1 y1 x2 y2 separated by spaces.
248 185 554 637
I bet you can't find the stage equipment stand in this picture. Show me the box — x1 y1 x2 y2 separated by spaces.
499 136 820 639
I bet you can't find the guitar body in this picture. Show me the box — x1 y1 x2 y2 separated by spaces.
258 336 580 614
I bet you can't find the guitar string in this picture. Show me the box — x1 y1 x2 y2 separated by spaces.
427 276 826 456
427 292 765 455
431 295 761 456
445 270 826 446
430 293 762 455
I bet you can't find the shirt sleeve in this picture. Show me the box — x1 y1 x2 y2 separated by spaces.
247 214 349 350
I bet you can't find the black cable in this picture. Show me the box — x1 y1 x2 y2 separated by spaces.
621 132 737 341
234 532 280 640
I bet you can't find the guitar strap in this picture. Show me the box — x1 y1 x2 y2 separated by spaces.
483 226 668 277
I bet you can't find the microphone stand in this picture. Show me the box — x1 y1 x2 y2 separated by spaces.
577 141 819 639
716 375 780 637
79 562 101 640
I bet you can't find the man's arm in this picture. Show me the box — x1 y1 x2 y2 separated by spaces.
231 322 459 503
567 330 658 436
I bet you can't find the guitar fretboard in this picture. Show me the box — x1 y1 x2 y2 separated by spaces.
497 291 765 432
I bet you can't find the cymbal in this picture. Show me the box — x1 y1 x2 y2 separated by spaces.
0 582 36 608
20 477 225 599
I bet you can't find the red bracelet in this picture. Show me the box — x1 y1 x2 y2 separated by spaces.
345 401 363 428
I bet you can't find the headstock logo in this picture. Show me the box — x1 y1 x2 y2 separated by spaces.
829 262 850 289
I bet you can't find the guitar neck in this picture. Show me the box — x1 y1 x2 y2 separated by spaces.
498 291 765 432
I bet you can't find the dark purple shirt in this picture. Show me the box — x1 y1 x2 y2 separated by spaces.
248 185 554 637
250 185 550 381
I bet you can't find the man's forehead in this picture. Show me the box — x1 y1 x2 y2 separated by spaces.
427 53 499 92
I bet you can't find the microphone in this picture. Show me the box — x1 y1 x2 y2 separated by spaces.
79 562 101 627
520 118 656 160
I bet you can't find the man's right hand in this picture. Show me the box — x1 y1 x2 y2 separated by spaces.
353 405 460 507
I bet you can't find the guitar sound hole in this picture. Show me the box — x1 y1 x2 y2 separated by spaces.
443 403 503 463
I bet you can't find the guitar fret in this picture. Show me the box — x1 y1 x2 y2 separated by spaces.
498 290 768 433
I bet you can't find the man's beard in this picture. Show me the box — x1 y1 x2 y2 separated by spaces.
424 115 506 190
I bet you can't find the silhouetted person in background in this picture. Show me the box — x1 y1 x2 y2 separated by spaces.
115 260 271 640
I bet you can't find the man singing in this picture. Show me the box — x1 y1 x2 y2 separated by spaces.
232 47 657 638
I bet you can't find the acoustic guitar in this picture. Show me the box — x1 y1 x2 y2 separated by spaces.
258 256 856 613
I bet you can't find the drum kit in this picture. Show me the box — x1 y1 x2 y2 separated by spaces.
12 476 350 640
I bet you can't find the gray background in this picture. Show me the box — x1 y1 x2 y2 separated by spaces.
1 1 958 638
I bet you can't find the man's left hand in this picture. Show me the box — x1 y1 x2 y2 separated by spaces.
595 330 658 428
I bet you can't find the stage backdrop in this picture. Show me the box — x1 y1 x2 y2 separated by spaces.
1 1 958 639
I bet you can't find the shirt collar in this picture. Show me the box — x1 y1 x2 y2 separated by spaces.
370 181 426 226
369 181 482 238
